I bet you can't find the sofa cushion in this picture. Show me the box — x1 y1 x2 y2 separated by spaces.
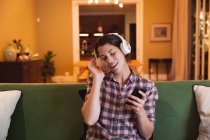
78 89 87 140
154 81 204 140
0 84 86 140
0 90 21 140
194 85 210 140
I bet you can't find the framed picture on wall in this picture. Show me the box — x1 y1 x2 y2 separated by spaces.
151 24 171 41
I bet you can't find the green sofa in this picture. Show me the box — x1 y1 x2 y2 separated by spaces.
1 81 209 140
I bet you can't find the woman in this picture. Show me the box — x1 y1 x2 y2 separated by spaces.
81 34 158 140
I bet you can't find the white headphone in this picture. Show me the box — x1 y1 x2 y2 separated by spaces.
108 33 131 55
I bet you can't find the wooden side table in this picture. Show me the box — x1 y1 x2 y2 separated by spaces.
0 60 42 83
149 58 172 80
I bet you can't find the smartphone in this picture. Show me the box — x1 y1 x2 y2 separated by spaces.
126 88 147 105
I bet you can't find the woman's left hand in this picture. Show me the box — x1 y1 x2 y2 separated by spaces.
126 91 147 116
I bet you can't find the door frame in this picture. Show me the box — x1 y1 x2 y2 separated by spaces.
72 0 144 73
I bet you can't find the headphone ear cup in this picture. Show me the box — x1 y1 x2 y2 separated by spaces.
120 39 131 55
108 33 131 55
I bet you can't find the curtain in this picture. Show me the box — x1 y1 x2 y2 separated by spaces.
171 0 192 80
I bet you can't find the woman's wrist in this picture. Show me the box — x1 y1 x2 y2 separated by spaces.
91 77 103 96
93 76 104 83
136 109 146 120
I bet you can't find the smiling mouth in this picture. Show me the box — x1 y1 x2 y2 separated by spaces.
110 62 118 69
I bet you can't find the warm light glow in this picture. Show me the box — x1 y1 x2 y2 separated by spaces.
87 0 123 8
109 32 119 35
88 0 93 4
200 11 203 20
94 33 104 36
94 0 99 4
80 33 89 37
119 2 123 8
114 0 119 4
206 21 209 26
105 0 110 3
36 17 40 23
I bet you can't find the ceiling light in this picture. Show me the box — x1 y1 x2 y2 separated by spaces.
80 33 89 37
105 0 110 3
94 33 104 37
88 0 93 4
94 0 99 4
119 2 123 8
114 0 119 4
87 0 123 8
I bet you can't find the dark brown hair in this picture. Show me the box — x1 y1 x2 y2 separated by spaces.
94 34 122 57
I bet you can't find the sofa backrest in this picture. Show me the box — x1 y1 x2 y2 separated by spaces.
1 81 210 140
154 80 210 140
0 83 86 140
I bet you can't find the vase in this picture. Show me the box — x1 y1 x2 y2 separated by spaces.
4 45 17 62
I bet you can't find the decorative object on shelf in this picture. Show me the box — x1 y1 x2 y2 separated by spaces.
81 40 88 55
32 53 40 60
13 39 30 61
41 51 56 83
151 24 171 41
4 44 17 62
88 0 123 8
97 21 103 33
22 45 30 61
93 21 104 37
13 39 23 61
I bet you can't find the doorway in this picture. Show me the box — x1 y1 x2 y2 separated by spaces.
72 0 144 64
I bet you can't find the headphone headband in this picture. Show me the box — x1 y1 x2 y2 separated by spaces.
108 33 131 55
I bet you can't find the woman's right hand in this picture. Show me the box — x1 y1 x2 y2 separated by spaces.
88 58 105 81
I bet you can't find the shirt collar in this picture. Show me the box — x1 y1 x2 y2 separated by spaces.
105 69 137 84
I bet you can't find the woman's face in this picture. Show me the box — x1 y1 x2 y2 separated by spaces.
97 43 127 74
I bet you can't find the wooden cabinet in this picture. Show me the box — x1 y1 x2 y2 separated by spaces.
0 60 43 83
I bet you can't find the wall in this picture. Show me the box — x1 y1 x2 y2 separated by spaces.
36 0 73 75
0 0 174 77
0 0 37 61
75 1 174 77
125 11 136 43
143 0 174 75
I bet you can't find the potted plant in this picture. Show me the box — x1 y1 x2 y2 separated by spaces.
41 51 56 83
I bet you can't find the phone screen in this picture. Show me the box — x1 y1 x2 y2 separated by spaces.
126 88 147 105
131 88 143 99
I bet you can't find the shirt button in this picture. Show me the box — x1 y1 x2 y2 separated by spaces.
117 95 121 98
113 132 117 136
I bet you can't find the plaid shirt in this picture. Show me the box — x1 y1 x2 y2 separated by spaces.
85 71 158 140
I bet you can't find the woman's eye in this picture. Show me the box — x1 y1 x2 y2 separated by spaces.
110 52 115 55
